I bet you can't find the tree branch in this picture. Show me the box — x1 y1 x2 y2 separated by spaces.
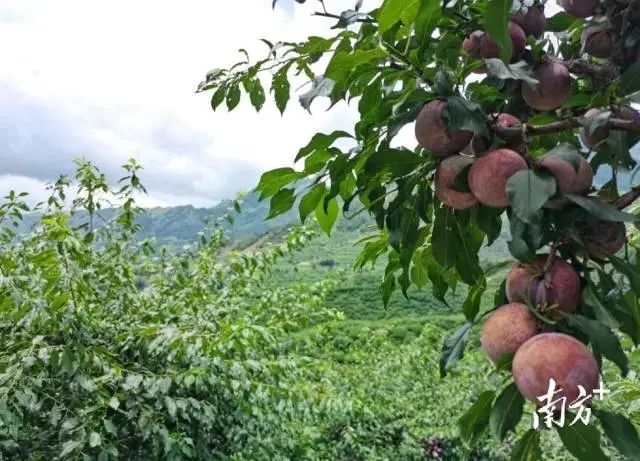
312 11 374 23
550 58 621 90
491 117 640 140
615 186 640 209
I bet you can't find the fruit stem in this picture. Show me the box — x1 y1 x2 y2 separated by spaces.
543 244 559 274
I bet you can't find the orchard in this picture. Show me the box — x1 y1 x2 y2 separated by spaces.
199 0 640 459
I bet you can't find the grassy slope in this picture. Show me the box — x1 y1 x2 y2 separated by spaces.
264 218 638 460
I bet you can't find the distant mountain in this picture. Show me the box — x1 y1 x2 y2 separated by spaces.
13 191 299 245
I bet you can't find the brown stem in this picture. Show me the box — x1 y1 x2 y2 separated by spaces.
543 243 559 273
615 186 640 209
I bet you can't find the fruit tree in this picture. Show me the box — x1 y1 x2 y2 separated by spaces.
198 0 640 458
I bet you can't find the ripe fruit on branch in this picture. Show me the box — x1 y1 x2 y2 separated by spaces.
511 5 547 38
462 30 484 59
577 219 627 259
468 149 528 207
581 26 614 58
415 100 474 156
506 256 581 316
521 62 572 111
462 30 488 73
580 106 639 148
614 106 640 122
558 0 598 18
480 22 526 60
539 153 593 208
435 155 478 210
513 333 600 404
495 113 521 128
480 303 539 363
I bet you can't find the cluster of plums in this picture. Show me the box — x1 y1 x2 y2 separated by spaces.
416 100 628 403
462 0 622 111
481 256 597 405
417 102 634 222
413 0 637 406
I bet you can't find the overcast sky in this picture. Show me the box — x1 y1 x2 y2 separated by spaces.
0 0 379 208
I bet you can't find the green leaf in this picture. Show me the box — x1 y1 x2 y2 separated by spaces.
365 148 422 177
411 253 428 288
566 314 628 376
507 170 557 224
296 131 352 162
50 293 70 311
484 0 513 63
444 95 488 136
226 84 241 111
565 194 640 223
621 62 640 95
485 59 539 89
415 0 441 45
256 167 302 200
60 440 84 457
268 188 296 219
582 286 620 329
377 0 420 32
546 12 578 32
440 322 472 377
432 207 459 268
211 85 226 111
325 49 387 83
272 62 292 114
508 216 539 262
89 431 102 448
381 271 396 307
510 429 541 461
594 410 640 460
315 197 339 236
299 183 326 223
303 149 332 174
463 276 487 322
165 396 177 418
249 79 266 111
495 351 514 372
610 256 640 295
103 419 117 435
458 390 496 445
494 278 508 306
477 207 503 245
557 422 609 461
490 382 524 442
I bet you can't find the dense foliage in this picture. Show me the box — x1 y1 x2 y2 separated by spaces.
199 0 640 458
0 161 339 459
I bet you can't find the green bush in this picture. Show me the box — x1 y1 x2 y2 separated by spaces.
0 162 336 460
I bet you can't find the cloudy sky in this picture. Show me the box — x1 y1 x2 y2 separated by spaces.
0 0 376 208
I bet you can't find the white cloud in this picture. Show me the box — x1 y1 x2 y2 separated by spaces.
3 1 570 209
0 0 367 207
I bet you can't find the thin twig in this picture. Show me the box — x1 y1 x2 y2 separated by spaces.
312 11 374 23
543 243 559 273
